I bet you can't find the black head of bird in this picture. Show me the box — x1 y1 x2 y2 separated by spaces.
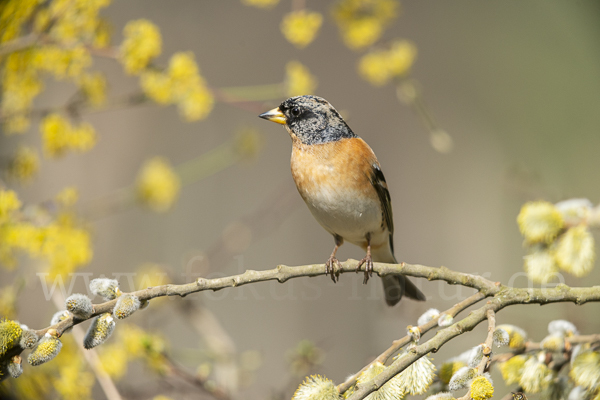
259 95 356 145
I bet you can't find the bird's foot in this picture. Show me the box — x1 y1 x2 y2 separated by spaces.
325 256 342 283
356 254 374 284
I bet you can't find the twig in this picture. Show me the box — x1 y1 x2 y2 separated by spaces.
337 291 487 393
162 353 231 400
0 33 40 57
51 293 123 400
458 310 497 400
344 283 600 400
180 303 239 395
479 309 496 374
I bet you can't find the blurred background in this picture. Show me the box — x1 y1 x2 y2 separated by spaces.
1 0 600 399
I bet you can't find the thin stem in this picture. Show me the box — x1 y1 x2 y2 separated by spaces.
0 33 40 57
51 293 123 400
337 291 487 393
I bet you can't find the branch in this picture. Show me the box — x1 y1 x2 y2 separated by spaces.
30 260 502 338
0 33 40 57
337 291 487 393
344 284 600 400
5 259 600 397
457 310 496 400
50 292 124 400
162 353 231 400
479 309 496 374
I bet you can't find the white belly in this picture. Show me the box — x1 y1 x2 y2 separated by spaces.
303 185 386 247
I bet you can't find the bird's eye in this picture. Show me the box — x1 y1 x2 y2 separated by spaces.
291 107 301 117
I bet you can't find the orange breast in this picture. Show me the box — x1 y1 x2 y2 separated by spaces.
290 137 379 201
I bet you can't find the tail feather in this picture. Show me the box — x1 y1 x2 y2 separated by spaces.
372 243 426 306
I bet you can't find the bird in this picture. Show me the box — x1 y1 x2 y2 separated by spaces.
259 95 426 305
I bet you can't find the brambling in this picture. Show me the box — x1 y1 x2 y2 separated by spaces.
259 95 426 305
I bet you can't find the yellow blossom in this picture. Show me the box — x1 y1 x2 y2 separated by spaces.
570 350 600 390
439 361 466 385
500 355 527 385
41 220 93 279
7 147 40 181
387 40 417 76
54 358 94 399
356 362 405 399
94 18 112 48
169 51 199 82
519 355 552 393
333 0 399 50
33 8 52 33
395 353 436 395
554 225 595 277
540 334 564 352
118 324 167 373
119 324 147 357
242 0 279 8
470 376 494 400
33 45 92 80
0 190 22 221
56 187 79 207
48 0 111 44
168 52 214 121
0 318 23 356
179 86 214 121
0 0 40 43
293 375 340 400
79 72 107 106
285 61 318 97
28 331 62 366
359 40 417 86
141 52 214 120
342 18 383 50
524 248 559 283
141 71 172 104
1 212 92 277
41 113 97 157
98 343 129 379
359 49 390 86
41 113 69 156
121 19 162 75
496 324 528 349
0 221 44 268
136 157 181 212
517 201 564 244
281 10 323 48
1 52 43 134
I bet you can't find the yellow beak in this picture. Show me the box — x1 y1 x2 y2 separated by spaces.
258 107 286 125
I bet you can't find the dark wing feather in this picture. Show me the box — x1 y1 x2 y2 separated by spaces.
370 164 394 249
